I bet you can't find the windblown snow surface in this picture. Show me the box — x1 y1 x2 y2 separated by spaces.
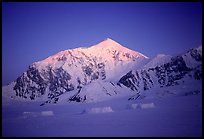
2 82 202 137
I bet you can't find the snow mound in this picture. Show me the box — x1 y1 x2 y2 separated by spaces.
22 111 54 118
126 103 155 110
139 103 155 109
23 112 40 118
83 106 114 114
126 103 139 109
41 111 54 116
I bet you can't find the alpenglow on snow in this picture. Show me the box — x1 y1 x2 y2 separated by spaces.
2 38 202 105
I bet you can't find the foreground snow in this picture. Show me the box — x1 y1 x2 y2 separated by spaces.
2 89 202 137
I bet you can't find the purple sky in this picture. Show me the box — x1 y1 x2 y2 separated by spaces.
2 2 202 85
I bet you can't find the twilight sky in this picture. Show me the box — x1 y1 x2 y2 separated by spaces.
2 2 202 85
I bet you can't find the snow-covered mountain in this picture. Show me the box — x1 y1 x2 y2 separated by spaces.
117 46 202 96
2 38 149 104
2 39 202 105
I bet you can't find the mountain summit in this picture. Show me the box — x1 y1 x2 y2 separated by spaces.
90 38 148 59
91 38 133 51
37 38 147 65
33 38 149 81
94 38 122 48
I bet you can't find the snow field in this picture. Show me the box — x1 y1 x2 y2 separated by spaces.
2 92 202 137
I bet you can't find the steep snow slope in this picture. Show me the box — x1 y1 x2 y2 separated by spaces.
144 54 172 69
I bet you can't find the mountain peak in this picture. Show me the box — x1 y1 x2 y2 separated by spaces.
104 38 120 44
85 38 149 59
95 38 124 49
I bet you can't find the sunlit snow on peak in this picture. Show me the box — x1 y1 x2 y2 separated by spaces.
34 39 149 71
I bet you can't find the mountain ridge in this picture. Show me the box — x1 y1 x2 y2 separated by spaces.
2 39 202 105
